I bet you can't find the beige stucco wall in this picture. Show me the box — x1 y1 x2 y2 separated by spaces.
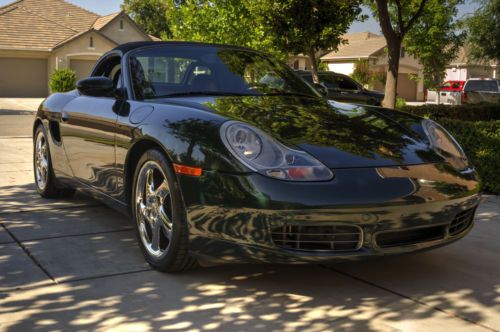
100 15 151 45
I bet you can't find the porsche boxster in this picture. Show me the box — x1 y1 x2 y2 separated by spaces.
33 42 480 272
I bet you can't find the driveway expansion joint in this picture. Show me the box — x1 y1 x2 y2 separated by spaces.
0 222 57 285
320 264 499 332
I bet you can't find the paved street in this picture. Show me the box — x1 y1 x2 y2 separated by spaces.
0 110 499 331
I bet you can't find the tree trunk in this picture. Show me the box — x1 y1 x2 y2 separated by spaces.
308 49 320 83
382 39 401 109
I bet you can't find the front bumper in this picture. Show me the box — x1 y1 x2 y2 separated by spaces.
178 163 480 264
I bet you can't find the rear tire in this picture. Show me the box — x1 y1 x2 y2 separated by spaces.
132 148 197 272
33 124 75 198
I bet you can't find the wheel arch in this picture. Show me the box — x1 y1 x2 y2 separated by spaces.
124 137 176 208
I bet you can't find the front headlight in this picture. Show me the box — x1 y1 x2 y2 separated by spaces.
422 119 469 170
221 121 333 181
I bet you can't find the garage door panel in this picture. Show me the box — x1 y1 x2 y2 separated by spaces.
397 74 417 101
0 58 48 97
70 60 97 82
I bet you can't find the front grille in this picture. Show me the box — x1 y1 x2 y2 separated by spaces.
375 225 446 249
449 208 475 236
271 224 362 252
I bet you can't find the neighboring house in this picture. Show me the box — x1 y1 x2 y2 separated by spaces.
0 0 153 97
320 32 425 102
445 46 498 81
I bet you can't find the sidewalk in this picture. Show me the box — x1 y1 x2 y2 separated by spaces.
0 137 499 332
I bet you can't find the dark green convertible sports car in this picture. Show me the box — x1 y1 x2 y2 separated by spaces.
33 42 480 272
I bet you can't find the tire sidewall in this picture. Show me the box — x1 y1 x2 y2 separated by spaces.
131 149 188 268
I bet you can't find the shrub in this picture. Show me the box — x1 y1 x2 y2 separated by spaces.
395 97 406 108
49 68 76 93
400 103 500 121
438 119 500 194
351 59 371 87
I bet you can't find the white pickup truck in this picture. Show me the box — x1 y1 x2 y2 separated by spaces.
427 78 500 105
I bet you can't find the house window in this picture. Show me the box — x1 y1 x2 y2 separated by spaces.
119 20 124 31
89 36 94 48
293 60 299 70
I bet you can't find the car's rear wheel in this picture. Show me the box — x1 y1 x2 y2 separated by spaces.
132 149 197 272
33 125 75 198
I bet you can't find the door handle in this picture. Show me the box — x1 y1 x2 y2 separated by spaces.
61 112 70 122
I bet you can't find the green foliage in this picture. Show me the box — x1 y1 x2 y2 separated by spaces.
399 103 500 121
252 0 363 81
404 0 465 89
165 0 283 58
317 61 329 71
351 59 372 86
395 97 407 108
465 0 500 62
439 119 500 193
400 103 500 193
49 68 76 93
122 0 170 38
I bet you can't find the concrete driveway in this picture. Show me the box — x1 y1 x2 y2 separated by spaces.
0 135 499 331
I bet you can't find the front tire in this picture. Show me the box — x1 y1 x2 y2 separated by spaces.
33 124 75 198
132 149 197 272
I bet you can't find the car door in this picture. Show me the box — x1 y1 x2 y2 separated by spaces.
60 54 122 194
333 75 366 104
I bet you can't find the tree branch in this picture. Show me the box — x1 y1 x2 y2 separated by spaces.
404 0 429 35
394 0 404 36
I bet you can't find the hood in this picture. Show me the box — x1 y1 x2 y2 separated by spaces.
155 95 440 169
364 89 385 97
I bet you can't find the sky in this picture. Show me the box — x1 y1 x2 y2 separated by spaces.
0 0 481 34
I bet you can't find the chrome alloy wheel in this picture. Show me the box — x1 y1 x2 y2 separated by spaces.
34 131 49 191
135 161 173 258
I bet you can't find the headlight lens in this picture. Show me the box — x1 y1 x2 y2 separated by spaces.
221 121 333 181
422 119 469 170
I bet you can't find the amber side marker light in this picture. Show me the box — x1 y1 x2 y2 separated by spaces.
173 163 203 177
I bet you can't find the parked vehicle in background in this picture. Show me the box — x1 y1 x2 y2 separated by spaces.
296 70 384 106
441 80 465 92
427 78 500 105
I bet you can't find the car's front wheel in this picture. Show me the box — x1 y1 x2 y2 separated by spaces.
132 149 197 272
33 124 75 198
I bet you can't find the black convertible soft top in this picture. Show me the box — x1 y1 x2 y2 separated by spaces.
112 41 251 54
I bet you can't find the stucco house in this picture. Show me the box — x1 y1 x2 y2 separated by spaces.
445 46 498 81
320 32 425 102
0 0 154 97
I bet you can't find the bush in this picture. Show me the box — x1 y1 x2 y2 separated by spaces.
400 103 500 121
395 97 406 108
49 68 76 93
351 59 371 87
437 119 500 194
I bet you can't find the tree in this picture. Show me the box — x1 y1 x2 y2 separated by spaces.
466 0 500 62
404 0 465 89
252 0 363 83
367 0 429 108
165 0 282 58
122 0 171 38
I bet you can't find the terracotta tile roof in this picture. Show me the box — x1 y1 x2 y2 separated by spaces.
0 0 109 50
321 33 387 61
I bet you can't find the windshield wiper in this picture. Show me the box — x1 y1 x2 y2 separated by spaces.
150 91 258 98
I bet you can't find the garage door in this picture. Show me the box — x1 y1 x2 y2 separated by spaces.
70 60 97 82
0 58 48 97
397 74 417 101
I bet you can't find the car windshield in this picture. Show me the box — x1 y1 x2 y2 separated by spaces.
464 80 498 92
128 45 320 100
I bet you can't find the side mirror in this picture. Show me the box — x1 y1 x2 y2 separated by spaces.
313 83 328 97
77 77 114 97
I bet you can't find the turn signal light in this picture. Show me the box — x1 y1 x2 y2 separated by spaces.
173 163 202 177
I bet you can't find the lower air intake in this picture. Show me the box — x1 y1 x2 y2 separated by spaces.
271 224 362 252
